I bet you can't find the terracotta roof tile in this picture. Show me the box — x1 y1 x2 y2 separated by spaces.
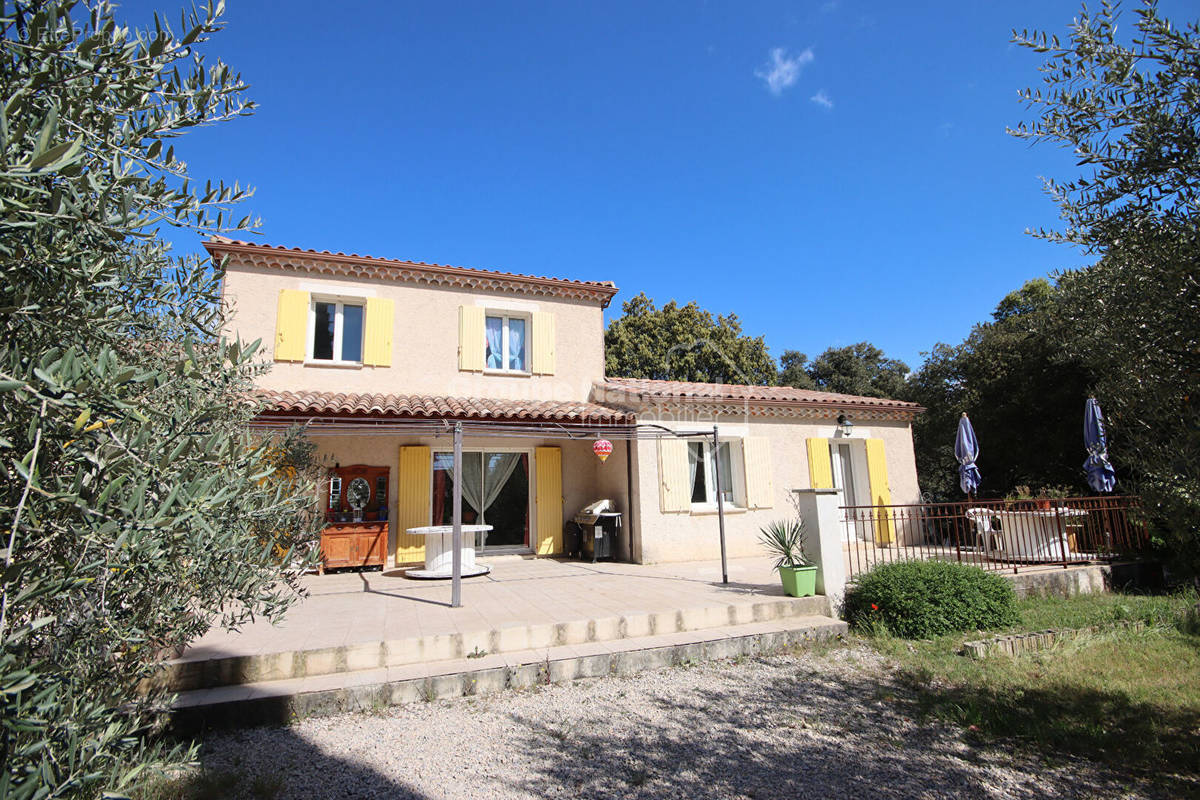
205 238 619 306
257 390 633 425
598 378 924 413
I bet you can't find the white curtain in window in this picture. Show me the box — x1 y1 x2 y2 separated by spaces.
717 443 733 502
481 453 522 515
485 316 503 369
508 318 525 371
688 442 702 501
449 452 485 516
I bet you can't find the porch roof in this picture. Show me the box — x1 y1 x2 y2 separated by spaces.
255 390 634 426
595 378 924 418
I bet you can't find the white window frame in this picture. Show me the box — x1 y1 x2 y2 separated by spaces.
484 312 531 374
688 439 744 510
308 296 365 366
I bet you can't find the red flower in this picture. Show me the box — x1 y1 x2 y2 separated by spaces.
871 603 879 611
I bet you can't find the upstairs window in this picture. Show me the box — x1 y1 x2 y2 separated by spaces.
311 299 364 363
485 314 527 372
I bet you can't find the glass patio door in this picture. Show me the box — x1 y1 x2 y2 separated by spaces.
431 450 530 550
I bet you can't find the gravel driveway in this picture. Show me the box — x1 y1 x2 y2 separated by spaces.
198 644 1167 800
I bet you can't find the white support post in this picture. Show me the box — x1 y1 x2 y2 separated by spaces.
452 421 463 608
792 488 847 608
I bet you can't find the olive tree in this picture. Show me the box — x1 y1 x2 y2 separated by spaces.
1 2 323 796
1011 1 1199 570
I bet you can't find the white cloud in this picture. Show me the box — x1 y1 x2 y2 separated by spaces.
810 89 833 109
755 47 814 96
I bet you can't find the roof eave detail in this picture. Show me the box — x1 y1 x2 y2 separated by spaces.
205 240 620 308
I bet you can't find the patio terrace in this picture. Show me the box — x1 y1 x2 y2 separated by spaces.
167 555 845 727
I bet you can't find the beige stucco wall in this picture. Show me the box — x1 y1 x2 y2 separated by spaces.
627 412 921 564
221 264 608 402
308 433 629 565
588 438 633 561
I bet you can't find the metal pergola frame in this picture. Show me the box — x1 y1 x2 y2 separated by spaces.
251 415 732 607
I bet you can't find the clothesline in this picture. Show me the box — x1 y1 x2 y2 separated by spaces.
253 414 734 593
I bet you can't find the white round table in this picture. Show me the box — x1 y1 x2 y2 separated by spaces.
404 525 492 579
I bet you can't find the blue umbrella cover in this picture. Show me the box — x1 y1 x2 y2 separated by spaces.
955 412 982 496
1084 397 1117 492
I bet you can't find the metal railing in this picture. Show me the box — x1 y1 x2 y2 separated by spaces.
839 495 1149 579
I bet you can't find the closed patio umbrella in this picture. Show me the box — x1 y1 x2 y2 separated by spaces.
1084 397 1117 492
955 412 982 497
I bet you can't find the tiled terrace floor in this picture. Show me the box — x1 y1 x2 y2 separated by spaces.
183 555 793 663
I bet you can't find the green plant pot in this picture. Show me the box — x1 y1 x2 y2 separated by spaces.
778 565 818 597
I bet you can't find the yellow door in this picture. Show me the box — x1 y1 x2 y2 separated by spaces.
534 446 563 555
395 445 430 565
865 439 894 545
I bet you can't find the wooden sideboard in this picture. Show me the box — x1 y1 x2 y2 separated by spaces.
319 521 388 573
319 463 390 573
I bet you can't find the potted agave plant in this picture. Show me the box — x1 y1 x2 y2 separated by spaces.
758 517 817 598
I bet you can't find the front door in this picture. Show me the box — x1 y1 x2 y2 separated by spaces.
831 442 864 542
432 450 531 551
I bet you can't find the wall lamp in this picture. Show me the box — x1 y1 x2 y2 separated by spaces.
837 413 854 437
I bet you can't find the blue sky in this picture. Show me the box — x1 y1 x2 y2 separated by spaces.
119 1 1187 371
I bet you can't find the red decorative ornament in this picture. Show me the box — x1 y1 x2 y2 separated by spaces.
593 439 613 462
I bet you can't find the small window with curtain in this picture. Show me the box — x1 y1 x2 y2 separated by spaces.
484 314 528 372
688 441 737 507
310 298 364 363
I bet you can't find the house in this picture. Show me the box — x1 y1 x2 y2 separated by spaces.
209 238 925 568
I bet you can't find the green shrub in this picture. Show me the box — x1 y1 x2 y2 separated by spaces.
844 561 1019 638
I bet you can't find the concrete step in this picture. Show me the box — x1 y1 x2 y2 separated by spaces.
171 613 847 731
157 593 831 693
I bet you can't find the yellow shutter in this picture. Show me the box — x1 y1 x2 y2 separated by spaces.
742 437 774 509
657 439 691 513
363 297 394 367
865 438 895 545
531 311 556 374
458 305 485 371
274 289 309 362
534 446 563 554
395 445 430 565
806 438 834 489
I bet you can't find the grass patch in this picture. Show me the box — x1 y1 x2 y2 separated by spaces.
137 767 245 800
866 589 1200 793
137 765 287 800
1013 589 1192 631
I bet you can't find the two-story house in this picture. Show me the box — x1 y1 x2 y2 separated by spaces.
210 238 924 568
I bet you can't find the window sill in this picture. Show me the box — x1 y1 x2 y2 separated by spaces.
304 360 364 369
690 504 746 516
482 368 532 377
